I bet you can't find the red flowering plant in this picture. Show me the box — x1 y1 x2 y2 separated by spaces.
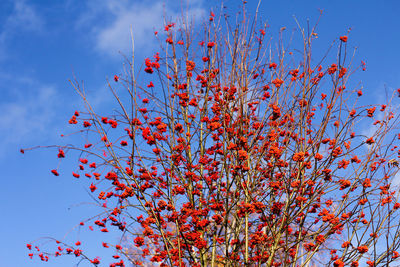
24 6 400 267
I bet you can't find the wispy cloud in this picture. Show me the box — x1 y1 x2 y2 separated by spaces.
0 0 44 58
0 74 59 156
77 0 206 57
5 0 43 32
0 0 44 39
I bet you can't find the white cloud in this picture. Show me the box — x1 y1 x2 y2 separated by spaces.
0 0 44 41
78 0 206 57
0 0 44 58
0 75 59 156
393 172 400 188
1 87 54 135
6 0 44 32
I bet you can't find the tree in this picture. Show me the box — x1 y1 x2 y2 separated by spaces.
24 3 400 267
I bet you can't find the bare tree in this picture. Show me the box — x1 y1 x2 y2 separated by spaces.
25 3 400 267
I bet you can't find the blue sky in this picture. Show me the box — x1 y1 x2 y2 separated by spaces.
1 0 400 266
